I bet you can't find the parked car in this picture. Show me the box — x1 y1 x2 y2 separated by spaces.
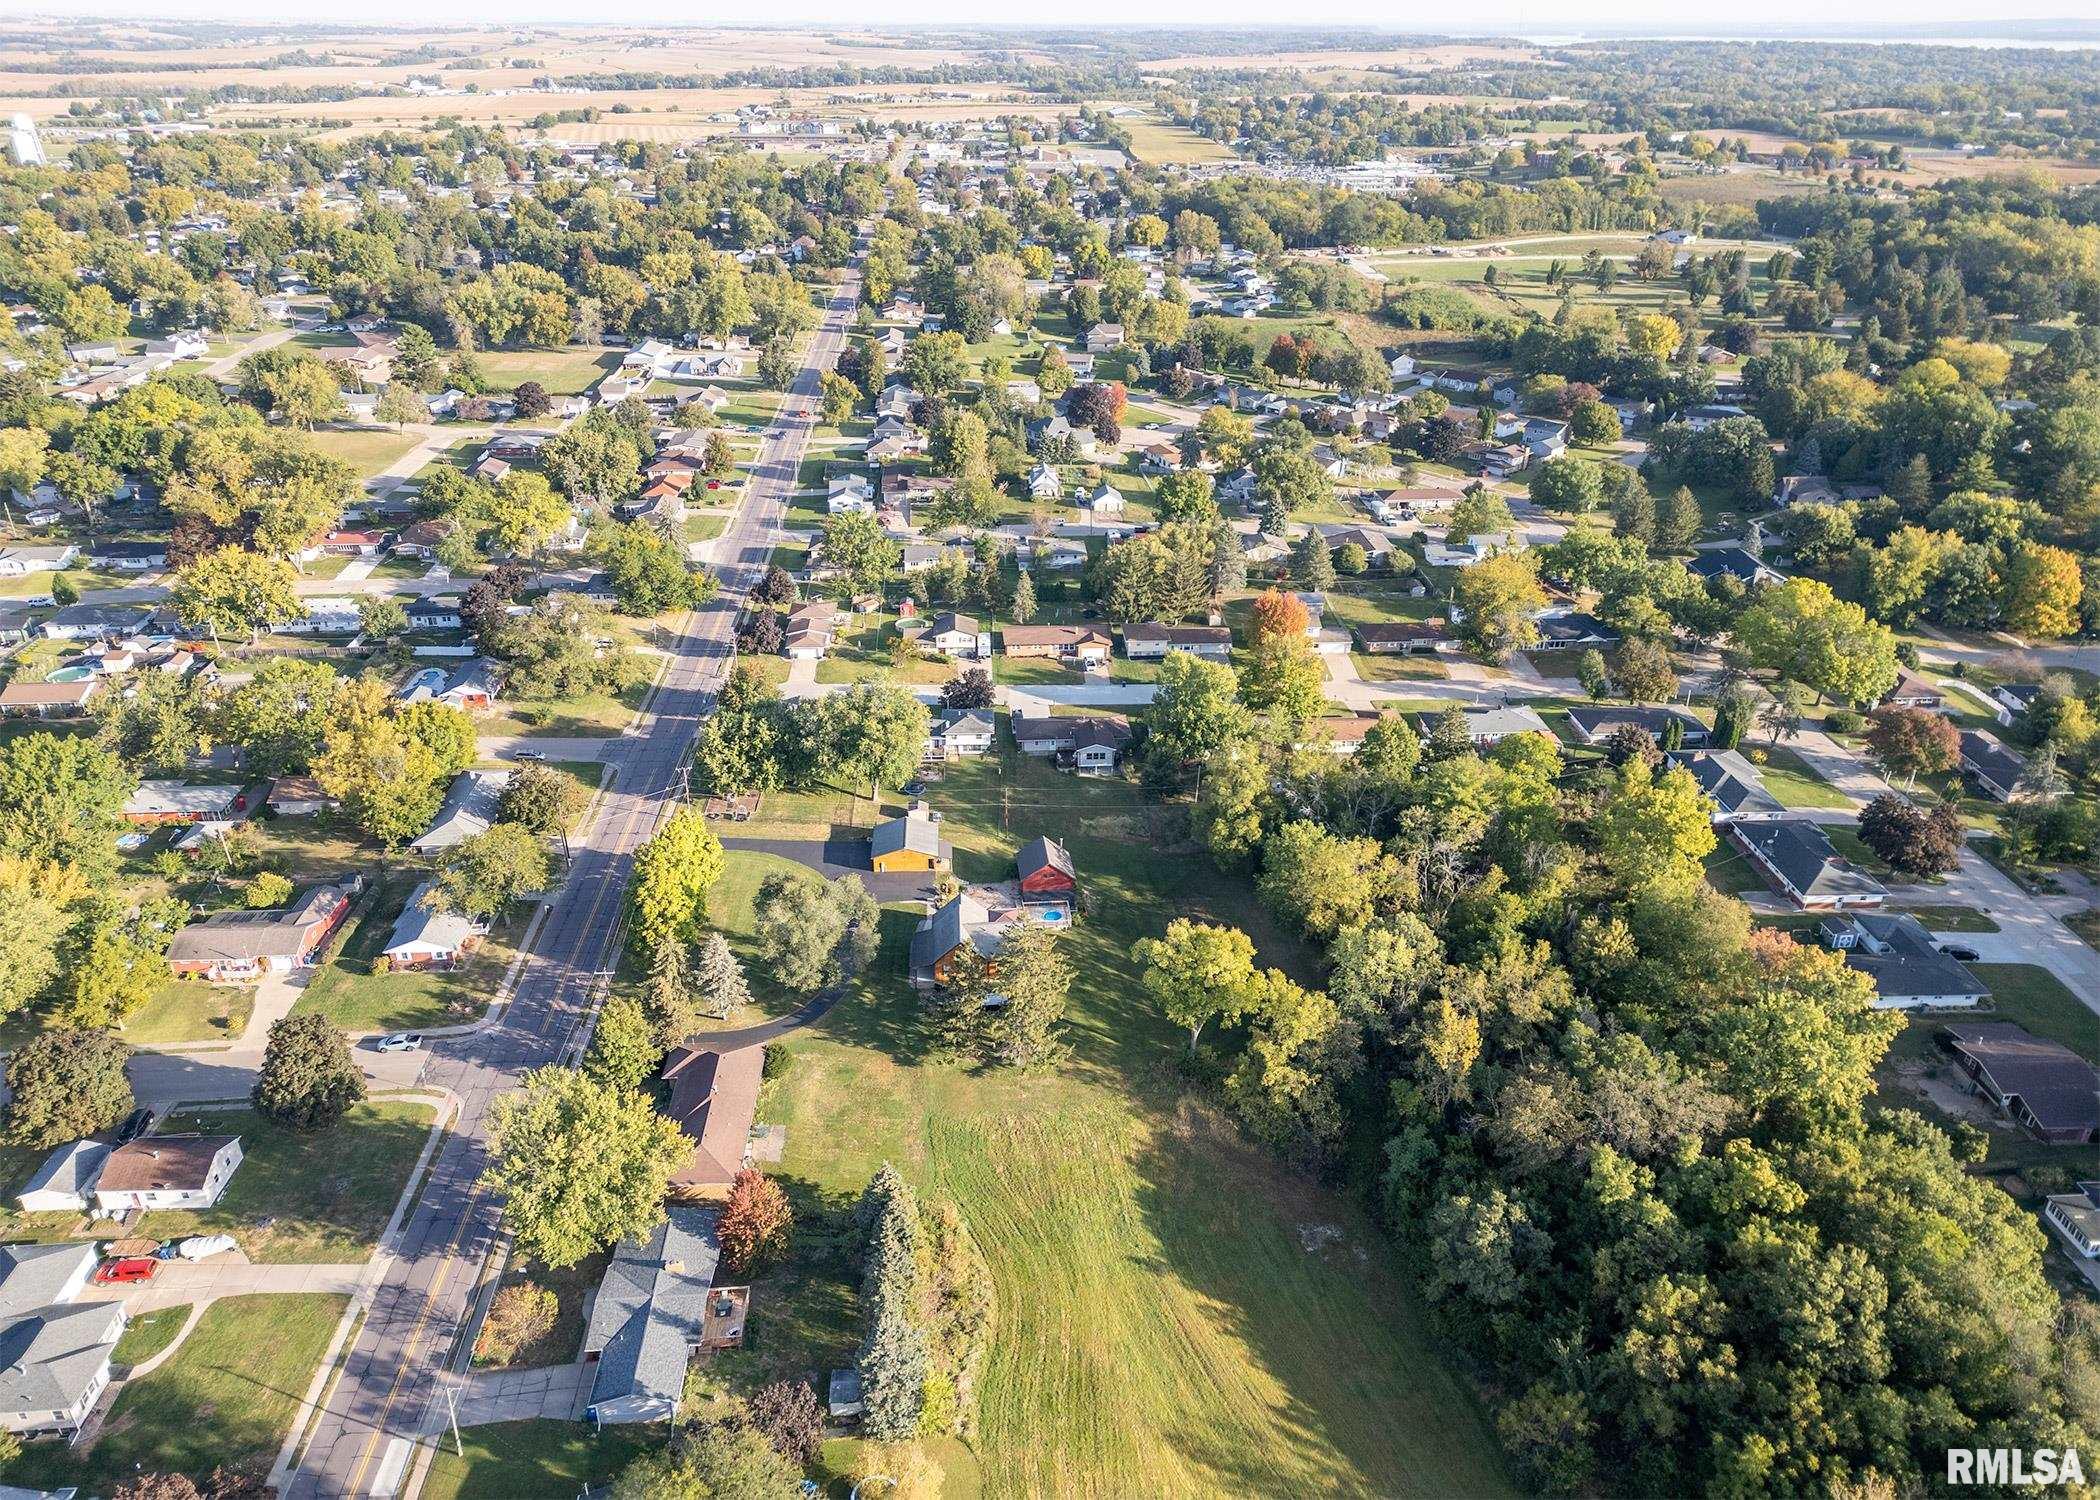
509 749 545 762
169 1235 238 1262
116 1108 154 1144
1939 944 1982 962
901 780 927 796
93 1257 158 1285
376 1032 424 1053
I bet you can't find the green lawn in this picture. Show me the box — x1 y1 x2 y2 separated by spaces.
3 1294 346 1492
705 850 855 1019
475 348 621 396
121 979 256 1046
992 655 1082 685
1751 745 1854 810
296 872 527 1033
1972 965 2098 1066
304 426 426 479
131 1102 435 1262
717 750 1514 1498
476 677 652 738
1703 843 1767 896
716 784 902 842
812 618 960 687
113 1304 192 1368
420 1419 660 1500
475 1250 608 1370
1893 905 2000 934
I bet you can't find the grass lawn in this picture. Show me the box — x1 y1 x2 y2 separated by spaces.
685 511 728 543
420 1419 661 1500
812 618 959 687
475 348 619 396
719 784 902 842
1894 904 2000 934
2 1294 346 1492
992 655 1083 686
296 872 527 1033
705 850 853 1019
478 678 651 738
1351 651 1450 683
132 1102 435 1262
1972 965 2099 1066
1703 843 1767 896
816 1435 981 1498
304 426 427 479
113 1304 192 1368
716 750 1514 1498
1827 827 1901 880
1751 745 1854 810
121 980 256 1046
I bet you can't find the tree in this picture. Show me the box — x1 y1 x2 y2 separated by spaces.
170 547 301 641
313 702 449 851
611 1418 802 1500
1144 652 1253 777
940 668 994 712
512 380 552 419
719 1167 794 1274
1578 648 1611 701
1611 639 1679 704
1656 486 1702 552
4 1029 131 1147
1593 759 1716 894
499 763 587 840
814 684 929 798
1258 821 1389 940
1290 530 1335 591
1731 578 1898 706
0 857 81 1018
435 824 552 920
747 1380 826 1468
376 384 429 429
473 1282 559 1366
0 732 131 876
641 935 702 1046
485 1067 689 1269
753 871 879 993
1452 554 1547 662
674 932 748 1025
629 807 725 956
1133 920 1258 1057
357 595 408 641
1451 487 1518 540
2002 542 2084 639
978 916 1070 1068
1249 588 1311 646
1570 399 1621 446
1864 707 1960 788
1010 568 1037 624
584 993 660 1092
251 1014 365 1129
591 520 700 614
1857 794 1963 876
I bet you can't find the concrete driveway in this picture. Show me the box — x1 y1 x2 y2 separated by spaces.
79 1257 370 1315
427 1363 591 1431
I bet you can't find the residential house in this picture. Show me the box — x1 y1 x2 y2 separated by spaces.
123 781 254 826
1028 463 1063 501
827 472 875 514
1084 322 1124 354
1667 750 1785 823
1530 611 1620 651
908 891 999 987
2043 1182 2100 1260
279 597 362 635
436 657 502 713
1565 706 1708 747
870 803 952 875
1959 730 2026 802
166 881 358 982
1000 624 1112 662
1940 1023 2099 1144
1354 620 1452 656
1686 546 1784 587
583 1207 722 1425
15 1143 111 1215
1773 474 1883 509
1683 403 1748 431
267 776 336 817
88 541 167 573
0 544 79 577
0 678 101 718
40 604 152 641
1314 525 1397 569
1416 705 1552 748
1016 836 1076 902
395 519 454 558
1010 714 1132 771
1065 351 1097 381
0 1243 126 1437
924 612 990 660
410 770 513 856
658 1044 763 1198
1990 682 2043 728
1881 670 1944 710
1821 913 1989 1010
926 709 995 759
93 1135 244 1212
1029 538 1089 572
1121 623 1232 659
405 599 464 633
1076 480 1124 517
382 880 489 969
1729 818 1887 911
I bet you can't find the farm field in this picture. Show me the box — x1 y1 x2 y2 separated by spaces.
702 751 1515 1498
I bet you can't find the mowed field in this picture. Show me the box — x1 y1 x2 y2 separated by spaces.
721 751 1514 1498
1122 118 1237 166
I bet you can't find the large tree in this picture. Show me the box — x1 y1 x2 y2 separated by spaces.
752 871 879 994
628 807 725 957
1452 554 1547 662
169 547 302 642
252 1014 366 1129
485 1067 689 1269
0 732 131 876
4 1029 132 1147
1133 920 1258 1057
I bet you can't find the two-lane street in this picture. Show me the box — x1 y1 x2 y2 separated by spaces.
285 267 862 1497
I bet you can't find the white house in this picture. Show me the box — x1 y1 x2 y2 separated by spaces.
15 1142 111 1214
93 1135 244 1213
1076 481 1124 516
1028 463 1063 500
1084 322 1124 354
0 1243 126 1437
826 473 875 514
924 612 990 660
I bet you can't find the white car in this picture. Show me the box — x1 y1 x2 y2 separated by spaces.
376 1033 424 1053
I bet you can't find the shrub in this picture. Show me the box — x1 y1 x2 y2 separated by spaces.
761 1041 793 1081
474 1282 558 1366
747 1379 825 1466
1824 708 1864 734
245 871 294 909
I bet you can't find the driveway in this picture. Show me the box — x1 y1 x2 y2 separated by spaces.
79 1258 370 1315
427 1364 591 1431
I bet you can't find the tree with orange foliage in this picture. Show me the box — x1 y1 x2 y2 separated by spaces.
718 1167 793 1275
1249 587 1311 647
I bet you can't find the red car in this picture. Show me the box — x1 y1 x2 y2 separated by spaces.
93 1256 158 1285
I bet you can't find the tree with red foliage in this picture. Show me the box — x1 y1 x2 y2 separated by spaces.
717 1167 793 1275
1248 587 1311 646
1857 793 1963 876
1864 706 1960 788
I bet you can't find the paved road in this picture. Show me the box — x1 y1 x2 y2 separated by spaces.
285 268 862 1497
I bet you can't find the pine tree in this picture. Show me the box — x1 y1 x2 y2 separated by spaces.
642 936 700 1047
1209 519 1247 597
981 918 1070 1069
1290 529 1335 592
1009 567 1037 624
692 931 752 1020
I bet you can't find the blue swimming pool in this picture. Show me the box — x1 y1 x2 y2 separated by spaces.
45 665 93 682
1038 909 1067 923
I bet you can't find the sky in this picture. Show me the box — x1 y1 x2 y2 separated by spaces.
5 3 2099 31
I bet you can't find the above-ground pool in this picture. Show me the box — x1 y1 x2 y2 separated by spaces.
45 665 93 682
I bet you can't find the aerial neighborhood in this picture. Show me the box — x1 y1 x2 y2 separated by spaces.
0 15 2093 1500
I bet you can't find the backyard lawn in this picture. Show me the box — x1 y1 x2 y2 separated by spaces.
132 1102 435 1262
2 1294 346 1492
305 425 427 479
296 872 528 1033
474 348 620 396
694 751 1515 1498
121 979 256 1046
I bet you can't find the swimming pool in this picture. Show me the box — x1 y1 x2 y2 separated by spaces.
1037 908 1068 924
45 665 93 683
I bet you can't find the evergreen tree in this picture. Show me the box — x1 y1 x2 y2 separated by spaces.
642 935 701 1046
1010 567 1037 624
692 931 753 1020
1290 529 1335 592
